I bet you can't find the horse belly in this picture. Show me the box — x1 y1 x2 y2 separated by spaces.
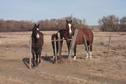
75 38 84 44
75 32 84 44
32 46 42 54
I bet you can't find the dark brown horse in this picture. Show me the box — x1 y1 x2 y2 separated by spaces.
51 29 68 62
65 20 94 60
31 24 44 66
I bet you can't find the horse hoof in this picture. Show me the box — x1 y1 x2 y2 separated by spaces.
33 63 36 67
33 63 35 67
73 56 76 60
39 60 41 63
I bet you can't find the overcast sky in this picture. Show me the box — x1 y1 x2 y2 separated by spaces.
0 0 125 25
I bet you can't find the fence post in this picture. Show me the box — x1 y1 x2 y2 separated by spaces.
29 36 32 69
107 35 111 57
54 38 57 63
68 29 78 59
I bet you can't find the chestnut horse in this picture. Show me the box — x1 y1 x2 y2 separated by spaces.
65 20 94 60
31 24 44 66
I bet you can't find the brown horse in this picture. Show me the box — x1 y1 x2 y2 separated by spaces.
31 24 44 66
65 20 94 60
51 29 68 62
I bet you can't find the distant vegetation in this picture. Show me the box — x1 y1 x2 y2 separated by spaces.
99 15 126 32
0 15 126 32
0 16 85 32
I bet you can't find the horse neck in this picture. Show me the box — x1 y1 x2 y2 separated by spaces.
70 27 75 36
32 31 40 41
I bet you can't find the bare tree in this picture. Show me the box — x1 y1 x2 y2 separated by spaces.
99 15 119 32
120 16 126 31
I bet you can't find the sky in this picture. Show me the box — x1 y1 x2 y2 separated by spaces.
0 0 125 25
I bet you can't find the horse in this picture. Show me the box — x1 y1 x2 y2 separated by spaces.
65 20 94 60
31 24 44 66
51 29 68 62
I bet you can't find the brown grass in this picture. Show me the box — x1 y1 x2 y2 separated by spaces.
0 31 126 84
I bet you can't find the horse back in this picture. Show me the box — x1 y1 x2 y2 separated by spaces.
75 27 93 44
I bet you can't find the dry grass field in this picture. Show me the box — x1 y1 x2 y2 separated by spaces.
0 31 126 84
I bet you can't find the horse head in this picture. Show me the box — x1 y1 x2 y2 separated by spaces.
32 24 40 39
66 19 74 36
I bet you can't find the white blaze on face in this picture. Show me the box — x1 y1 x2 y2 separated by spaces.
36 28 39 30
68 23 72 34
36 28 40 39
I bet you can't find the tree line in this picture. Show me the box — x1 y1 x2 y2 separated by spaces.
0 15 126 32
0 16 85 32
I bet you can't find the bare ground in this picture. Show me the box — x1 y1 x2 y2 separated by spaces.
0 31 126 84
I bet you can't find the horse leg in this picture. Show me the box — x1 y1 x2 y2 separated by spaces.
66 40 71 58
56 40 58 55
36 53 38 65
89 44 93 59
52 40 55 59
39 51 41 63
84 41 89 59
58 40 63 57
86 47 89 59
51 34 57 62
54 40 58 63
73 45 77 60
32 53 35 66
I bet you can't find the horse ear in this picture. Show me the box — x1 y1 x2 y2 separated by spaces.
34 24 37 27
37 24 40 27
70 20 72 23
66 19 68 23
